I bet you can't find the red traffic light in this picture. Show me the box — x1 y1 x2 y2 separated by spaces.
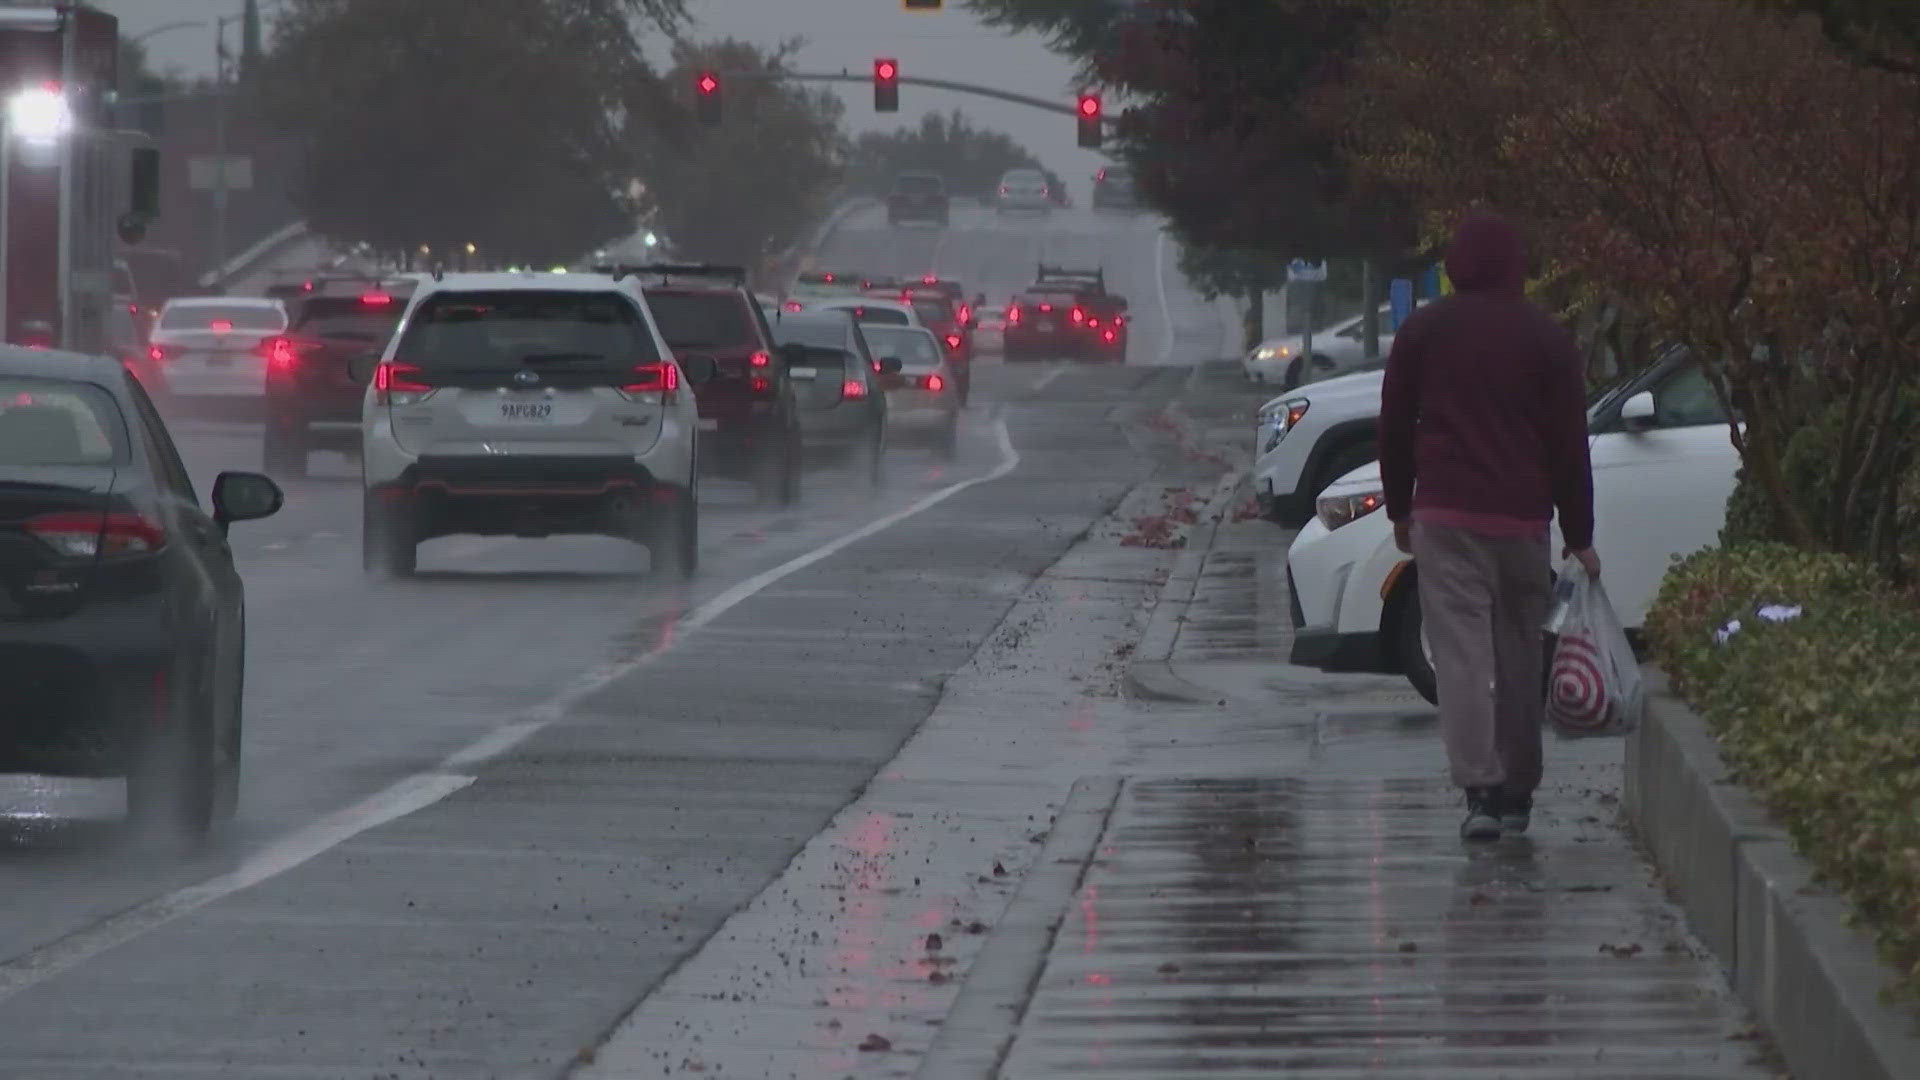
876 58 898 82
1078 93 1101 117
696 72 719 95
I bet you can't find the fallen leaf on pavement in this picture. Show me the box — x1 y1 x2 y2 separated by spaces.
925 933 943 951
858 1034 892 1052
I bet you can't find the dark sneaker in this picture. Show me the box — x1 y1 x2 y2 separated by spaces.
1501 793 1533 834
1460 788 1502 841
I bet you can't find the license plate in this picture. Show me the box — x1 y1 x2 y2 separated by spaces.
789 366 819 380
698 418 719 431
204 353 232 368
500 402 552 421
1036 320 1056 332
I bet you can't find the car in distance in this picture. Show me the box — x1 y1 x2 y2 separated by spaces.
630 264 804 507
0 348 284 835
862 324 959 459
146 296 289 400
1091 164 1140 210
888 172 951 227
357 272 715 578
995 168 1054 215
259 276 421 478
770 311 898 486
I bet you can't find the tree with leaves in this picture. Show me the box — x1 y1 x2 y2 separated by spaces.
634 39 846 276
261 0 685 265
844 110 1043 200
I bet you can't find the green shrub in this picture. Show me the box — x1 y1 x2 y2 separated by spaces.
1648 543 1920 1005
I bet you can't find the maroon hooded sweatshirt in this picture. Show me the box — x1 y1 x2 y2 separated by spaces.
1377 211 1594 550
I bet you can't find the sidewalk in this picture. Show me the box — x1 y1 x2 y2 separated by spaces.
929 488 1784 1078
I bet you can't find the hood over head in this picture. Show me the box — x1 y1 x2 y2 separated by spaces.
1444 209 1527 294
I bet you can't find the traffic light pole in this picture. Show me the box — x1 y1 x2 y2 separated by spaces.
722 70 1113 126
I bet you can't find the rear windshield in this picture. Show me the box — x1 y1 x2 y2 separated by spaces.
159 303 284 332
826 304 909 326
395 290 660 370
1022 289 1084 305
644 289 757 350
911 298 953 324
0 378 128 466
862 328 942 368
772 317 850 351
293 297 406 343
1003 170 1044 184
896 175 942 195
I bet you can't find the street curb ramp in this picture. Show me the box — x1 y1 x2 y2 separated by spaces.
1122 467 1246 705
914 776 1123 1080
1626 670 1920 1080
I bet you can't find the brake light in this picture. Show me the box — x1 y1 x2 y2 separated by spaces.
1103 329 1117 342
1006 305 1021 324
958 303 971 323
265 336 297 371
127 303 138 314
1039 303 1053 313
1097 168 1107 180
361 293 393 306
750 350 771 368
210 319 233 332
926 373 945 392
1113 315 1125 327
1088 317 1100 328
26 510 166 559
823 273 835 283
1070 306 1085 325
751 375 771 394
373 361 432 404
842 379 868 401
944 334 962 350
923 275 937 285
620 361 681 403
784 300 803 312
147 344 166 363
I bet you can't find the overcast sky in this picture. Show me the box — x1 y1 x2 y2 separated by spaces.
94 0 1113 192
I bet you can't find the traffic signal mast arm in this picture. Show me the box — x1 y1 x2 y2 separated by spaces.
712 68 1114 123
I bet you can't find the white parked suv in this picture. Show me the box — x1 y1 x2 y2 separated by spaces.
1284 347 1737 702
1251 365 1394 527
357 271 715 577
1242 301 1420 388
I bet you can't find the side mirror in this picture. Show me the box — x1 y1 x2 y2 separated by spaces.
347 354 380 385
878 356 903 375
212 471 284 532
1620 390 1657 430
777 342 809 367
677 352 718 385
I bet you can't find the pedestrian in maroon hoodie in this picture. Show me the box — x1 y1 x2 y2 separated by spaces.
1377 209 1599 841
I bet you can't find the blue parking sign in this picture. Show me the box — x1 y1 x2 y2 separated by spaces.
1389 278 1413 331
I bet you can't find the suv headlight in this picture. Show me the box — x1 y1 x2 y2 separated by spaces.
1256 398 1310 454
1316 488 1385 531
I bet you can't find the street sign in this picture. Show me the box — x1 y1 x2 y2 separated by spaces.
1389 278 1412 331
1287 259 1327 283
188 154 252 191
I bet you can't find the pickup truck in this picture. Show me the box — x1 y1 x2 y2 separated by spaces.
1002 264 1129 362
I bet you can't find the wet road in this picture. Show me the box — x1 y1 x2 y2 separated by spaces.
0 203 1226 1074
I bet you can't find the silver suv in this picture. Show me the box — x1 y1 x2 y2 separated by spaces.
357 273 714 577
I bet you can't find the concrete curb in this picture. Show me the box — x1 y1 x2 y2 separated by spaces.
915 776 1124 1080
1121 469 1245 705
1626 670 1920 1080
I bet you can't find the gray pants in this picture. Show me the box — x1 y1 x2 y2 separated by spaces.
1411 521 1551 794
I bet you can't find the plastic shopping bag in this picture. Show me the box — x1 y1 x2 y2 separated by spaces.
1544 562 1644 738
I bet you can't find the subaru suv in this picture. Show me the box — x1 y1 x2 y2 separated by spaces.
630 265 802 506
260 276 421 478
357 273 715 577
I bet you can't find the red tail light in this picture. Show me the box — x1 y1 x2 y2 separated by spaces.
1006 306 1021 324
944 334 962 350
784 300 803 312
263 336 297 371
749 350 771 368
361 293 393 306
210 319 233 332
922 275 937 285
751 375 771 394
1088 317 1100 328
926 373 945 392
1038 303 1053 313
26 510 166 559
842 379 868 401
1103 329 1117 342
622 361 680 395
147 344 166 363
1070 306 1085 325
1113 315 1125 327
958 303 971 323
374 361 432 404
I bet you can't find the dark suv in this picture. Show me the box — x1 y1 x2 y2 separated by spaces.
261 276 418 477
888 172 950 227
631 265 803 506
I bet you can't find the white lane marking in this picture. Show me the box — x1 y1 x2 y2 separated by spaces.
0 421 1024 992
1030 364 1068 393
0 772 473 1001
1155 227 1176 366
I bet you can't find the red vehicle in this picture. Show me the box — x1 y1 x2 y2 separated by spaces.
1002 265 1129 362
0 5 160 357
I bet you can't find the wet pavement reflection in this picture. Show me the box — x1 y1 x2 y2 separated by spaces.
997 775 1779 1078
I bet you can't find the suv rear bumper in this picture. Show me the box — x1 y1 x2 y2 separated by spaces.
370 456 674 540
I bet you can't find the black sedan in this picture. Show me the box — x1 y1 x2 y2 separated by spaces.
0 349 283 836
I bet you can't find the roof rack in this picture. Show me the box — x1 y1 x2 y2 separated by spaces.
1037 263 1104 288
594 263 747 285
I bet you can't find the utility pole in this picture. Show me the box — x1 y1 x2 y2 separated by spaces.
212 15 232 292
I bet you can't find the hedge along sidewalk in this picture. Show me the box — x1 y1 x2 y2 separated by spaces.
1626 669 1920 1080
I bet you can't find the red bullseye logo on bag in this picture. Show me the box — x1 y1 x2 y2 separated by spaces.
1548 633 1610 733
